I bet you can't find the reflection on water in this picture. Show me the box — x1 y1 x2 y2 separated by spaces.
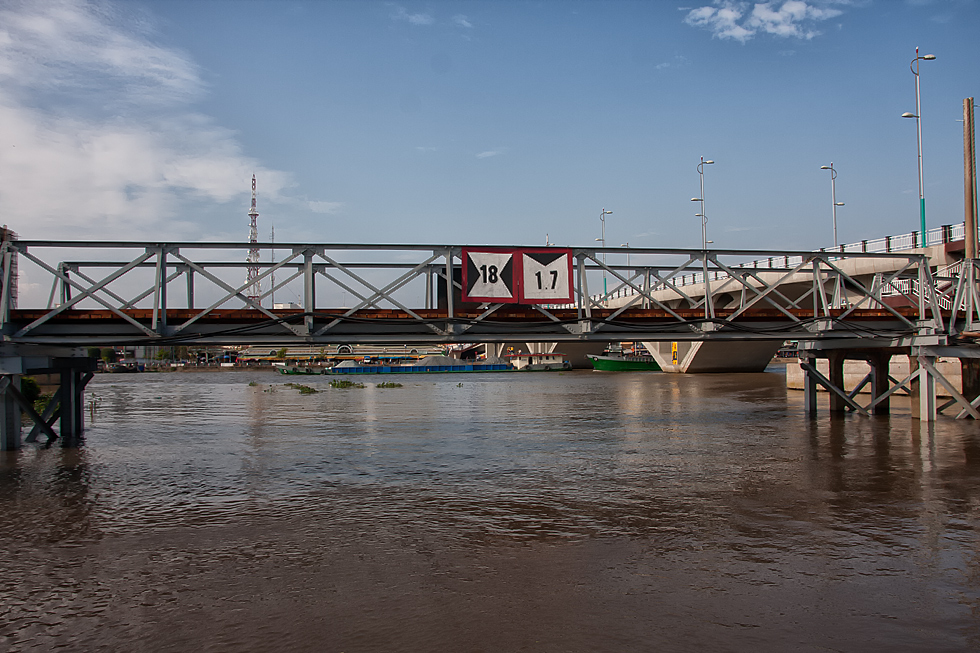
1 368 979 651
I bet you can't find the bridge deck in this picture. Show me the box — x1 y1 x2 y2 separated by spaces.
5 306 928 346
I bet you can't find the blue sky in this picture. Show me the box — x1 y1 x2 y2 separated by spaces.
0 0 978 251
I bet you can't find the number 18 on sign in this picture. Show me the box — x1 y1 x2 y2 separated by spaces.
462 249 516 302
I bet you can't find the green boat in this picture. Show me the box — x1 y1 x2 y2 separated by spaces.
587 354 661 372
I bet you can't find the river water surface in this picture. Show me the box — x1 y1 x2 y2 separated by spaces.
2 367 979 651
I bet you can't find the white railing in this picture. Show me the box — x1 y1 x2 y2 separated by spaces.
593 221 974 306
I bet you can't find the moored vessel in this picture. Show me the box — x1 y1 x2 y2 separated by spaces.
587 354 661 372
326 355 511 375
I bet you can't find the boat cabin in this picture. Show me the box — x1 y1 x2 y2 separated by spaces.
505 352 570 371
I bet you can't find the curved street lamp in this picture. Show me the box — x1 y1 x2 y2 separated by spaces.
820 163 845 247
691 157 714 249
902 47 936 246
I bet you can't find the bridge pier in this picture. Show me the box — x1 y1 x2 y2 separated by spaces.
828 352 846 413
641 340 782 373
797 343 980 421
798 347 902 418
0 350 96 450
869 352 892 415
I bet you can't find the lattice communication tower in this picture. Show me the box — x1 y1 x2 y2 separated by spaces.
246 175 260 303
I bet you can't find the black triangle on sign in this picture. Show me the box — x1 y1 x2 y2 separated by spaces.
526 251 564 267
501 257 513 293
466 255 480 292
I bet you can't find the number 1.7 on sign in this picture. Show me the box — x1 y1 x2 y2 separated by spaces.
535 270 559 290
520 250 572 303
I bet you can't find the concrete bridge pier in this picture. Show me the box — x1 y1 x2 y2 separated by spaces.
0 350 97 450
641 340 783 373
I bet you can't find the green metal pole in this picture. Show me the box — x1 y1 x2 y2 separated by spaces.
920 198 927 246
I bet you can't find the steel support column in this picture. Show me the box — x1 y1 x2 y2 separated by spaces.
0 375 21 451
802 356 818 417
59 369 81 446
186 267 195 311
916 355 938 422
868 352 892 415
962 358 980 410
829 352 846 413
910 355 922 420
303 250 315 335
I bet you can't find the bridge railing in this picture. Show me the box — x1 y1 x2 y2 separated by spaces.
597 221 973 309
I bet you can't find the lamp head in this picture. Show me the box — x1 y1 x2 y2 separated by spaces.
820 165 831 170
902 112 917 118
691 197 702 202
923 54 936 60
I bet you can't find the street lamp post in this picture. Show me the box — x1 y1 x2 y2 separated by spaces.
902 47 936 246
598 208 612 294
620 243 630 268
820 163 845 247
691 157 714 249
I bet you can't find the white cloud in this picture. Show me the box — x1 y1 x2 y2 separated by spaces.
655 54 691 70
684 1 849 43
476 149 503 159
306 200 344 214
0 0 333 240
390 5 434 26
453 14 473 28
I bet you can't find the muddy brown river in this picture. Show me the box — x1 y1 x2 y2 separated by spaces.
1 367 978 651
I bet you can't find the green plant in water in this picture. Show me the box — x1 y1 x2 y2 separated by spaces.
284 382 318 394
248 381 259 387
329 379 365 389
376 381 403 388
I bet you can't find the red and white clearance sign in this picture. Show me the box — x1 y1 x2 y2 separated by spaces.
462 248 517 302
462 248 573 304
519 249 574 304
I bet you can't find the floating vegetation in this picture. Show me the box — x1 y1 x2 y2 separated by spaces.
247 381 259 387
285 382 318 394
456 383 463 388
376 381 403 388
329 379 365 389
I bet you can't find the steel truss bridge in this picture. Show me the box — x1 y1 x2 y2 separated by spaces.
0 238 979 450
2 240 977 345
